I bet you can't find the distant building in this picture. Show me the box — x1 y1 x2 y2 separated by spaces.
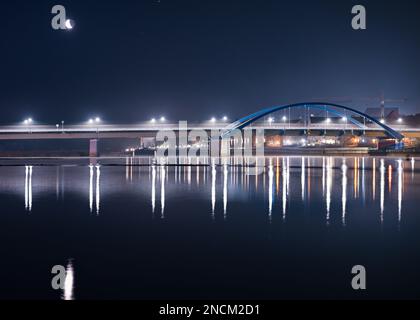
365 107 400 121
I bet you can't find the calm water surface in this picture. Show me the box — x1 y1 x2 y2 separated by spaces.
1 156 419 299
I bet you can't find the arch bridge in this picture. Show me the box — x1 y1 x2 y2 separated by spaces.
222 102 404 141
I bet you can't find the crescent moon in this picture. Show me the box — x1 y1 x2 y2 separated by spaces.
65 19 73 30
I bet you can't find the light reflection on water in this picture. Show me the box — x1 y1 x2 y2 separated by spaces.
0 156 419 299
63 260 75 301
10 156 416 226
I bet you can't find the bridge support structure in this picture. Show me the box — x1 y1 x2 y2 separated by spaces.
89 139 98 157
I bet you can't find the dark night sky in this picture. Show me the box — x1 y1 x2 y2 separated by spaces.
1 0 420 124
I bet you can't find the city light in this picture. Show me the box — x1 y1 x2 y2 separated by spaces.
211 117 216 123
95 117 101 123
397 118 403 123
326 118 331 123
282 116 287 122
222 116 228 121
380 118 386 124
150 118 156 123
23 118 33 125
342 117 347 121
268 117 274 123
160 117 166 122
88 119 94 124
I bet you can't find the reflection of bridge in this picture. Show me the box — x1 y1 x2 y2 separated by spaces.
0 102 419 155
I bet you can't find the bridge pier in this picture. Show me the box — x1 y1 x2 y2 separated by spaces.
89 139 98 157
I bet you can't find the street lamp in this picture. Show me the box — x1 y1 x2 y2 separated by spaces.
380 118 386 124
23 118 33 133
160 117 166 122
210 117 216 123
150 118 156 123
397 118 403 123
88 117 101 134
222 116 228 121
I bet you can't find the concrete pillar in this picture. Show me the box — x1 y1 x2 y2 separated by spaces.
89 139 98 157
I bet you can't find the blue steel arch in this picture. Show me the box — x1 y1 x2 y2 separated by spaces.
222 102 404 140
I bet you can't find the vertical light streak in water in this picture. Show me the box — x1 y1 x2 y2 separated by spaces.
262 158 266 193
95 165 101 215
196 162 200 186
301 157 305 201
268 160 274 222
286 157 290 197
255 157 259 191
342 159 348 227
125 157 129 180
63 260 74 301
326 157 332 225
307 158 311 200
187 158 192 186
25 166 33 212
211 163 216 219
411 158 415 180
372 158 376 200
89 165 94 213
361 157 366 202
322 157 326 196
353 157 359 199
161 166 166 219
380 159 385 224
223 163 228 219
56 167 60 200
203 161 207 185
25 166 29 210
276 157 280 197
28 166 33 211
388 165 393 193
232 157 235 187
282 157 287 220
151 166 156 214
397 160 403 225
